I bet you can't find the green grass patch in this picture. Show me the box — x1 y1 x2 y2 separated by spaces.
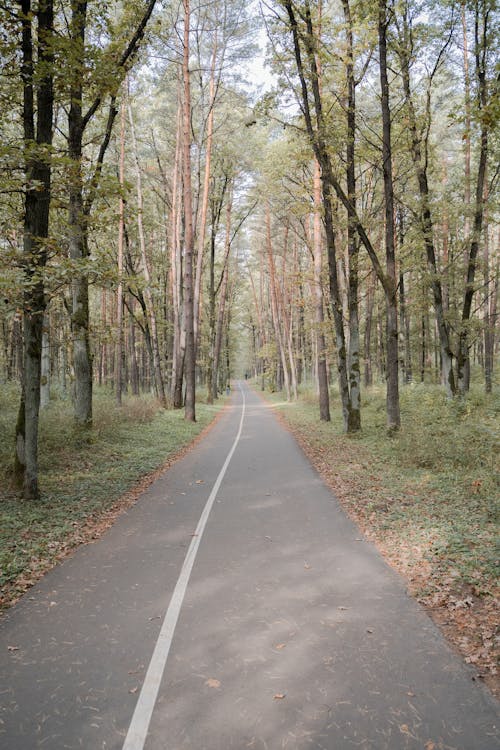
0 384 223 606
266 382 499 597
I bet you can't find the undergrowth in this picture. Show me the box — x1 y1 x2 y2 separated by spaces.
0 385 222 608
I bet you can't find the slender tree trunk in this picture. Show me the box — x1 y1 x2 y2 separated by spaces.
342 0 361 431
265 206 291 401
40 310 50 407
212 263 229 400
129 300 140 396
313 161 330 420
69 0 93 427
115 91 126 406
194 32 217 352
364 272 375 387
484 230 498 393
378 0 400 430
182 0 195 421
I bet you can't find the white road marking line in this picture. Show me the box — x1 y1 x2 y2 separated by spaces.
122 384 246 750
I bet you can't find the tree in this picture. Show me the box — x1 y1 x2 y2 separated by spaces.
182 0 196 422
14 0 55 499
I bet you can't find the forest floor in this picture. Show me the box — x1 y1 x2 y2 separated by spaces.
265 382 499 698
0 385 224 613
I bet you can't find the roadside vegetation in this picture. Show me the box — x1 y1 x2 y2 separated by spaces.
266 381 499 696
0 384 222 611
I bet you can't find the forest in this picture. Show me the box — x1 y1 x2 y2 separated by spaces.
0 0 498 686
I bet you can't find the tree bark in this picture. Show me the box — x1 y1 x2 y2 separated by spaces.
456 0 491 394
342 0 361 431
378 0 400 431
115 91 126 405
15 0 54 499
265 205 291 401
312 160 330 420
68 0 93 427
128 99 166 406
182 0 196 421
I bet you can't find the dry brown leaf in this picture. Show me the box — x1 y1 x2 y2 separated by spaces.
273 693 286 700
425 742 435 750
275 643 286 650
205 678 221 688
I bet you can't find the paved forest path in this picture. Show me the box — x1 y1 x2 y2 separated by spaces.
0 383 498 749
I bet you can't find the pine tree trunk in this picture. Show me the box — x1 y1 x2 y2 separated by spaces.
182 0 196 421
115 93 126 406
313 160 330 420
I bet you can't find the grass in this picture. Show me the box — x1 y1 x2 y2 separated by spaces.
264 380 500 690
0 384 224 609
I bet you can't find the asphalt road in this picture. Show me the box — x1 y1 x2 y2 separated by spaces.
0 382 498 749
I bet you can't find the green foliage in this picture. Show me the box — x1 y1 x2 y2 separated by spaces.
0 385 222 607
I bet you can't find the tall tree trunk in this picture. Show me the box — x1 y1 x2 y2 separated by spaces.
212 261 229 400
69 0 93 427
170 97 184 407
342 0 361 430
115 92 126 406
265 206 291 401
182 0 196 421
194 32 217 353
313 160 330 420
15 0 54 499
128 99 166 405
128 299 140 396
378 0 400 431
364 271 375 387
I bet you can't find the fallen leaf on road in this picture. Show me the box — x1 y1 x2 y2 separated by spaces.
205 678 221 688
196 480 205 484
129 687 138 694
425 742 435 750
399 724 410 735
275 643 286 650
273 693 286 700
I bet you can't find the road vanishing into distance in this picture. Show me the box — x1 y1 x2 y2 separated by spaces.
1 383 498 749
